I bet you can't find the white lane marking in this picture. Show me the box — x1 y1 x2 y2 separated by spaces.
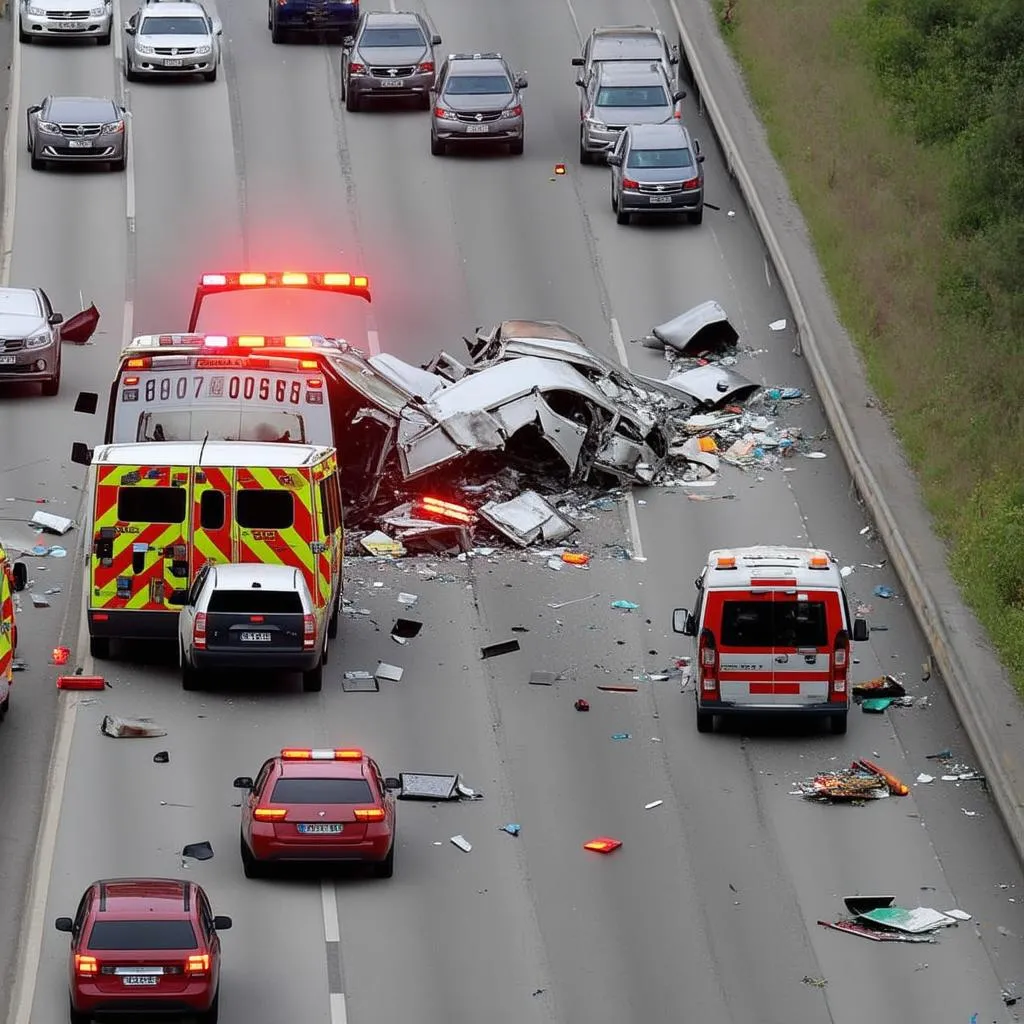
387 0 396 12
366 328 380 356
320 880 340 943
559 0 582 40
0 9 23 287
125 114 136 222
329 993 349 1024
609 317 645 561
9 596 92 1024
122 299 134 348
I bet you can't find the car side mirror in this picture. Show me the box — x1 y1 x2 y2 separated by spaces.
574 77 585 88
672 608 696 636
606 153 622 166
213 916 232 930
124 20 135 33
852 618 869 642
70 441 93 466
696 153 705 163
673 89 686 102
233 776 253 790
515 74 528 89
670 45 680 64
341 35 354 48
430 33 441 45
75 391 98 415
571 56 584 66
27 104 42 114
48 312 64 325
384 776 402 791
12 561 27 592
55 917 74 933
211 17 222 33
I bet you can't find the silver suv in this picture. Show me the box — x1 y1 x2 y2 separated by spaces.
571 25 679 83
578 60 685 164
430 52 527 156
608 122 705 225
19 0 112 45
342 11 442 112
123 1 222 82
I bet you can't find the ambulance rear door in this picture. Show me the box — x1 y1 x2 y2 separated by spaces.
770 587 838 707
710 587 777 706
191 466 235 574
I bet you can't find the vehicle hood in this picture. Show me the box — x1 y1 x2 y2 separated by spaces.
628 164 698 184
0 311 45 338
440 93 512 113
138 32 212 46
356 45 427 66
52 0 98 12
638 363 759 408
594 105 673 126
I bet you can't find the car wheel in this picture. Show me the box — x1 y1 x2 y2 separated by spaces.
30 149 45 171
19 24 31 43
616 207 630 226
110 156 126 172
339 69 346 100
345 90 359 112
302 657 323 693
203 65 217 82
430 133 445 156
0 694 9 721
327 597 339 639
321 634 329 667
373 840 395 878
197 988 220 1024
240 833 264 878
611 188 618 211
69 998 90 1024
41 366 60 396
125 58 139 82
829 712 848 736
688 207 704 225
270 20 287 43
97 29 111 45
182 660 201 691
419 92 432 111
579 132 592 165
695 709 715 733
89 636 110 660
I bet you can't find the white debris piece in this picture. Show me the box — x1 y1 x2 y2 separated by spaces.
450 835 472 853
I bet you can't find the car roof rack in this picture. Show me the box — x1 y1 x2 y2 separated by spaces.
448 51 502 61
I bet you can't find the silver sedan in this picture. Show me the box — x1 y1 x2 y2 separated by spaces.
19 0 113 46
26 95 127 171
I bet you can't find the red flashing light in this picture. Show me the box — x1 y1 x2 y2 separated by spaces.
239 272 267 286
583 837 622 854
281 272 308 285
414 496 475 525
280 748 363 761
554 163 566 175
52 646 70 666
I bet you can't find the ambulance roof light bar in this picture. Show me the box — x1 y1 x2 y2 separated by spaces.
122 334 340 359
280 748 363 761
189 271 372 332
713 554 737 570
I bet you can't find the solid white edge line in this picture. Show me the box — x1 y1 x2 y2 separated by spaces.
329 992 349 1024
124 117 135 222
320 880 340 943
122 299 134 349
609 317 645 561
366 328 380 356
0 5 22 288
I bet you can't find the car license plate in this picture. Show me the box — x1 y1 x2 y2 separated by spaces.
0 355 16 365
58 20 81 28
466 124 489 134
240 631 271 642
164 58 184 67
68 140 92 148
381 79 405 87
122 976 159 987
297 823 343 834
649 195 673 204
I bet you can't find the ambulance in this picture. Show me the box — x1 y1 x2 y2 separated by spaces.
672 546 870 735
72 441 344 662
0 544 27 721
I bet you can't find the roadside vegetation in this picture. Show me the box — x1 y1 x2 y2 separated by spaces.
710 0 1024 691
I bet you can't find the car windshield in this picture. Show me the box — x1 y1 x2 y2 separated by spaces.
140 16 208 34
88 920 198 950
51 102 115 123
446 74 511 95
360 27 424 47
627 146 692 169
270 778 374 803
597 85 668 107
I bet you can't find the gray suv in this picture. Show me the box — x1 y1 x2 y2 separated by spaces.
342 11 442 111
578 60 685 163
608 122 705 225
571 25 679 83
430 52 527 156
27 95 127 172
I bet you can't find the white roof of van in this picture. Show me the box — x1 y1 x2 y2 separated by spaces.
91 441 333 468
704 546 844 587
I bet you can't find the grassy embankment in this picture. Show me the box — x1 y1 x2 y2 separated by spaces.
711 0 1024 692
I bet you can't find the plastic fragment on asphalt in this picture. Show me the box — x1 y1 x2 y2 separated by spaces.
375 662 404 683
100 715 167 739
962 808 979 817
562 551 590 566
917 774 935 784
30 593 50 607
769 319 787 331
840 565 855 577
874 585 895 599
153 750 170 764
945 909 972 921
574 699 590 711
342 671 379 692
181 841 214 861
597 684 638 692
548 594 599 609
644 800 664 810
397 592 418 605
818 919 937 943
862 698 893 713
611 732 631 741
391 618 422 641
31 510 74 535
852 675 906 699
11 659 27 671
802 976 827 987
399 773 460 801
610 599 639 611
547 558 563 571
57 675 105 691
478 490 577 547
583 837 622 854
499 823 521 836
802 451 827 459
844 897 959 934
450 835 472 853
361 530 405 557
481 639 521 659
529 671 557 686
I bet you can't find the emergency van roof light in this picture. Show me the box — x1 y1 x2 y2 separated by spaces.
281 748 363 761
196 271 371 299
808 554 830 569
714 555 737 569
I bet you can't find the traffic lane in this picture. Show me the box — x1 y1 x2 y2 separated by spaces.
467 551 732 1021
323 565 561 1023
128 72 245 335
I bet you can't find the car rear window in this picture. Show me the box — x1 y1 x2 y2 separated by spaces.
270 778 374 804
720 600 829 648
597 86 668 107
208 589 303 614
88 920 198 951
361 27 424 47
627 147 692 169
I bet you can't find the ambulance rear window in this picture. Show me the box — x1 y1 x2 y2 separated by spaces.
117 487 187 524
236 490 294 530
720 600 828 648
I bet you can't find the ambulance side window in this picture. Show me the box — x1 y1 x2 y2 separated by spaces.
328 476 343 531
235 491 293 529
117 487 187 524
318 479 336 535
199 490 225 531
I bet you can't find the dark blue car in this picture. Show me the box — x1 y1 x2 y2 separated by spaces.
268 0 358 43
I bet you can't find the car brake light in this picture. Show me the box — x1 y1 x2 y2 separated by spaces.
348 61 366 74
831 630 850 702
417 60 434 73
682 176 700 189
303 613 316 650
125 357 149 368
249 615 264 623
354 807 385 821
281 748 363 760
698 628 719 699
622 177 639 189
673 110 681 119
194 612 207 650
75 955 98 976
186 954 210 974
253 807 288 821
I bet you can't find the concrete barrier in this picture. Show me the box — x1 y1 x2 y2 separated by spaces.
667 0 1024 863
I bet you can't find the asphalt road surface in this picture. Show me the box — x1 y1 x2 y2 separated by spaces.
1 0 1023 1020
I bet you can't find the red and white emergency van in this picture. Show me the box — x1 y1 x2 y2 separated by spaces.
672 546 870 735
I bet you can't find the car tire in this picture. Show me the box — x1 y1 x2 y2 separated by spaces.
203 66 217 82
509 137 524 156
89 636 110 660
19 25 31 43
327 597 339 639
345 90 359 112
271 20 287 43
430 133 444 156
373 840 395 878
579 132 592 165
197 989 220 1024
616 207 630 226
241 834 264 878
42 373 60 396
695 709 715 733
97 30 111 45
688 207 704 225
69 999 90 1024
110 155 126 172
125 59 139 82
0 694 9 721
182 661 201 691
611 188 618 211
30 150 45 171
419 92 432 110
829 712 848 736
302 657 323 693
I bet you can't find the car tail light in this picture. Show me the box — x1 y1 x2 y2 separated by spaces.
75 955 98 976
354 807 385 822
186 954 210 976
683 176 700 189
348 61 366 74
253 807 288 821
622 177 639 190
303 613 316 650
413 496 475 523
417 60 434 73
698 628 720 701
249 615 264 623
193 612 207 650
830 629 850 703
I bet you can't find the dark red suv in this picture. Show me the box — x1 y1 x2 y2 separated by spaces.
234 747 399 877
55 877 231 1023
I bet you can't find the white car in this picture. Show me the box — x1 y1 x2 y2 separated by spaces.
123 0 222 82
19 0 113 46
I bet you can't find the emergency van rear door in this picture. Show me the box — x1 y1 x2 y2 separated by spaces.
191 467 235 573
92 464 191 610
712 588 777 706
771 589 836 706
